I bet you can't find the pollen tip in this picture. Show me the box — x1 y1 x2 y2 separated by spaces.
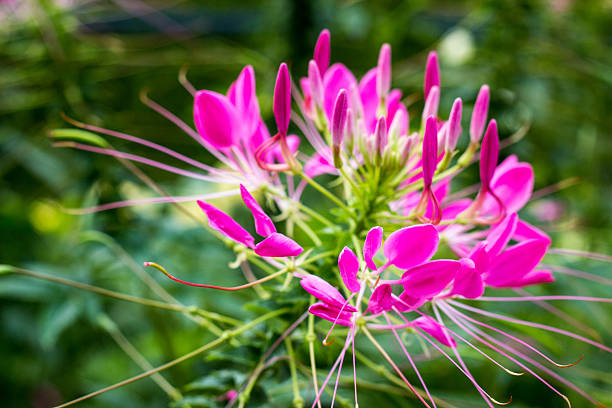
322 337 335 346
557 353 584 368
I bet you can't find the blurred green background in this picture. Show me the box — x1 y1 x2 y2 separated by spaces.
1 1 611 407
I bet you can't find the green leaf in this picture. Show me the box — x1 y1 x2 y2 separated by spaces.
48 128 108 148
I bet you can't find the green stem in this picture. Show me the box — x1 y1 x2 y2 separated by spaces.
284 337 304 408
298 171 352 213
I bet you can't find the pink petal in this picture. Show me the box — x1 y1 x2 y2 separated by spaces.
193 90 239 149
387 90 409 136
197 200 254 248
485 212 518 257
304 152 336 178
469 85 490 143
485 239 550 287
501 269 555 288
323 63 358 120
469 241 490 274
359 68 378 133
376 43 391 99
422 116 438 187
367 283 393 314
399 260 460 298
309 302 354 327
338 247 361 293
299 275 357 312
314 29 331 75
424 51 440 101
394 291 426 312
239 184 276 237
254 232 303 257
513 219 552 245
449 258 484 299
446 98 463 151
383 224 439 269
273 63 291 135
413 316 456 348
482 158 534 214
480 119 499 190
363 226 383 271
234 66 258 117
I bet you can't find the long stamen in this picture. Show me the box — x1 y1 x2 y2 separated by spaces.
447 300 612 353
54 142 225 183
178 65 197 96
474 295 612 303
441 304 572 407
331 326 351 408
383 313 437 407
390 308 498 407
547 248 612 263
543 264 612 286
144 262 287 291
139 90 235 168
455 310 602 407
443 303 583 368
60 113 220 174
58 190 240 214
323 293 357 346
311 329 354 408
351 324 359 407
412 309 525 376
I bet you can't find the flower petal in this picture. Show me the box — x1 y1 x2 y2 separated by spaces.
394 291 426 312
314 29 331 75
193 90 238 149
376 43 391 99
485 212 518 257
485 239 549 287
239 184 276 237
309 302 354 327
422 116 438 187
413 316 456 348
254 233 303 257
299 275 356 311
480 119 499 190
338 247 361 293
449 258 484 299
424 51 440 101
323 63 358 120
500 269 555 288
197 200 254 248
513 219 552 245
400 259 460 298
367 283 393 314
383 224 439 270
469 84 490 143
363 226 383 271
482 158 534 214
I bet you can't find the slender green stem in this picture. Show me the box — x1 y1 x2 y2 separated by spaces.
298 171 352 213
54 308 290 408
284 337 304 408
295 217 323 246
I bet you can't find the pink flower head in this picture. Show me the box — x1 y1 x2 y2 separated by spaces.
314 29 331 75
273 63 291 136
470 84 490 143
198 185 302 258
424 51 440 101
376 43 391 100
194 90 239 149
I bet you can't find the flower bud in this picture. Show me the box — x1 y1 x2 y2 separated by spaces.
374 116 388 157
399 132 418 165
331 89 349 167
422 116 438 188
446 97 463 151
308 60 324 109
376 43 391 100
470 84 490 143
480 119 499 191
422 85 440 123
314 29 331 75
424 51 440 100
273 63 291 136
388 108 405 141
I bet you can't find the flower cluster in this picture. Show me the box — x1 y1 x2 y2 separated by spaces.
55 28 612 408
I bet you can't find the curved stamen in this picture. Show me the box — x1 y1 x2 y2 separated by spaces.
415 187 442 225
144 262 287 292
178 65 197 96
442 305 572 408
443 303 584 368
255 134 291 172
447 300 612 353
58 190 240 214
60 113 220 174
322 293 357 346
53 142 224 183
